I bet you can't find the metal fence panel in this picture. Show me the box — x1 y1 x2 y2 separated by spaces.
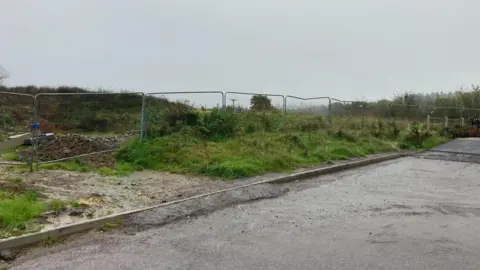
329 99 360 129
224 92 286 131
463 108 480 119
0 92 36 167
33 92 144 167
6 89 480 171
145 91 225 138
285 95 331 132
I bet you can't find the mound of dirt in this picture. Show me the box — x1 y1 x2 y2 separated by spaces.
20 133 137 168
35 135 115 161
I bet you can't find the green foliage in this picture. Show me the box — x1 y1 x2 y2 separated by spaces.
117 122 445 179
0 190 46 236
6 177 23 183
0 85 174 134
146 106 240 141
2 152 19 161
70 201 81 207
39 159 89 172
98 167 116 176
38 159 139 176
250 95 274 111
198 108 238 140
48 200 68 213
2 84 462 181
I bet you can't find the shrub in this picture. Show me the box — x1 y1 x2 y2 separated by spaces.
198 108 238 140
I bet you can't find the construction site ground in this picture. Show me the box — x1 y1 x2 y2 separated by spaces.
0 137 403 235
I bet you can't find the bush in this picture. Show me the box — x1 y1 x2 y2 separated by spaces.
401 122 431 148
198 108 238 140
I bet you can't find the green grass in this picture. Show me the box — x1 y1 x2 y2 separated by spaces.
0 189 71 237
422 135 450 149
117 126 446 179
2 152 19 161
3 114 450 180
0 190 46 237
97 163 139 176
70 201 81 207
39 160 90 172
6 176 24 183
37 161 138 176
101 218 123 232
48 200 68 213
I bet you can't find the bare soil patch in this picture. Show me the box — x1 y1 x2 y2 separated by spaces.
0 166 232 232
17 133 134 167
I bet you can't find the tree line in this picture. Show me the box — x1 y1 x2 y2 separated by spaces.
286 86 480 119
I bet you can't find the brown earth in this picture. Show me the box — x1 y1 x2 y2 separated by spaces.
18 133 136 167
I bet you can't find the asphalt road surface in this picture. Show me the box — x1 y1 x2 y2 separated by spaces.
11 139 480 269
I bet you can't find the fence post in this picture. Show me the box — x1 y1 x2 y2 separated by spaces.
444 116 448 128
360 104 364 127
223 92 227 111
282 95 287 131
139 93 146 141
426 114 430 130
221 91 226 111
32 96 39 171
327 98 332 127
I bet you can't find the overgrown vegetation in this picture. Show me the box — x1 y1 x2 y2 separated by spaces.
2 86 471 179
116 94 450 179
0 85 177 133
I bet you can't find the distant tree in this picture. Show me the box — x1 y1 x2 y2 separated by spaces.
330 102 346 116
250 94 273 111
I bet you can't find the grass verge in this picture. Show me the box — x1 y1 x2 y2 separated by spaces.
4 114 451 180
117 127 448 179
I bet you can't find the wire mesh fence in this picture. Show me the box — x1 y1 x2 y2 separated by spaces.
329 99 360 130
144 91 225 138
224 92 286 133
3 89 480 170
387 104 428 131
463 108 480 119
285 95 330 132
33 92 144 166
0 92 36 166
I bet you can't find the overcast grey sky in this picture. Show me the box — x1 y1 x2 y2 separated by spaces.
1 0 480 106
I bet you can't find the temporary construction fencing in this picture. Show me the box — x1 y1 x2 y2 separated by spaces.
144 91 225 138
2 90 480 170
285 95 331 132
0 91 36 166
32 92 145 169
0 91 145 170
224 92 286 132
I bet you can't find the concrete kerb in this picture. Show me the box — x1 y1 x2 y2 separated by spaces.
0 151 410 251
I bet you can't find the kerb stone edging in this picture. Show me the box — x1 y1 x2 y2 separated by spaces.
0 151 410 251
